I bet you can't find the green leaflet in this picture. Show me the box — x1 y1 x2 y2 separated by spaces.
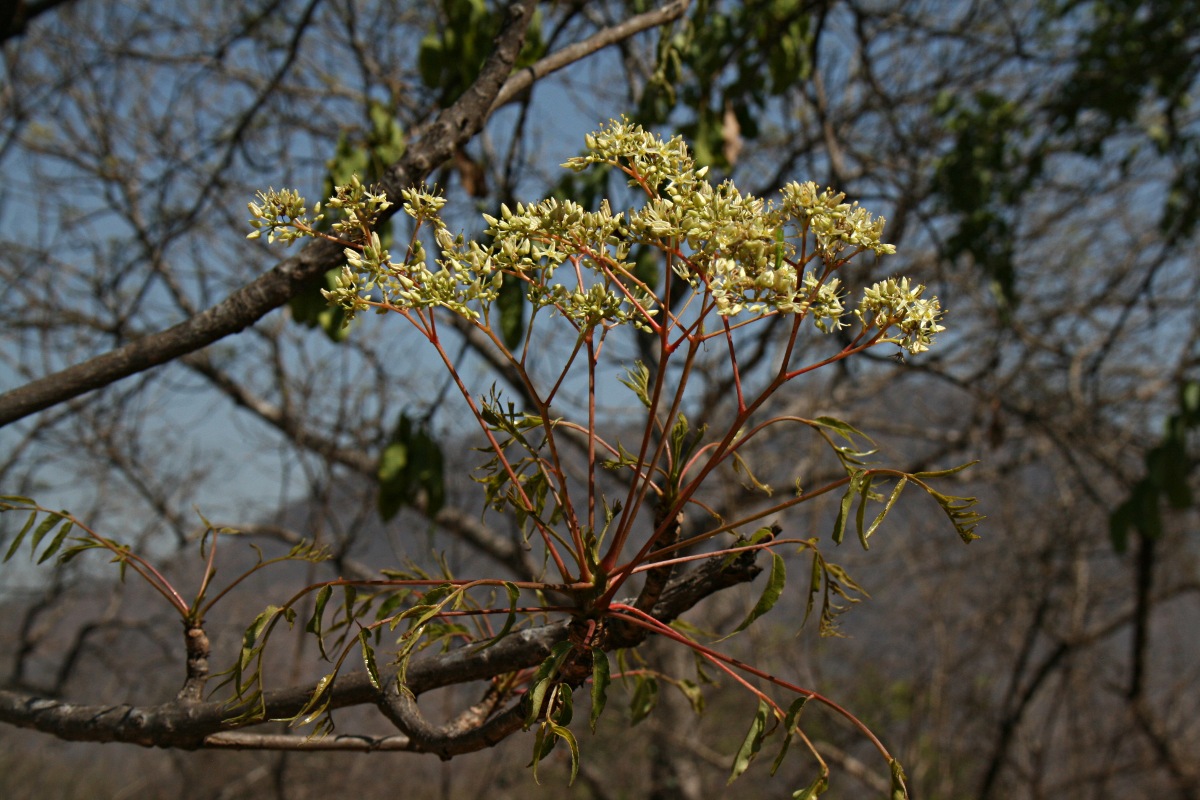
589 648 610 732
525 641 574 728
862 477 907 547
809 415 874 443
29 512 64 556
305 585 333 660
792 773 829 799
726 551 785 637
728 698 770 784
890 758 910 799
477 581 520 650
628 673 659 725
617 360 653 408
36 519 73 564
359 629 381 690
3 510 38 562
771 696 810 775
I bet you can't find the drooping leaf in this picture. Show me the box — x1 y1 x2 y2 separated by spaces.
359 629 381 690
549 721 581 786
525 641 574 727
809 416 874 444
36 519 73 564
590 647 610 732
862 477 907 546
29 512 64 556
792 773 830 799
629 673 659 725
4 510 38 562
831 472 861 545
771 696 810 775
478 581 520 650
727 551 785 636
728 698 770 784
306 585 334 659
890 758 910 799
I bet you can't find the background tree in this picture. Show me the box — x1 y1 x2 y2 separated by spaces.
2 1 1198 798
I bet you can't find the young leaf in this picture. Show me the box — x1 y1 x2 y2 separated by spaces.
728 698 770 784
792 773 829 799
629 673 659 725
359 629 381 689
618 360 653 408
809 416 874 444
890 758 910 800
36 519 73 564
727 551 785 636
771 696 810 775
831 473 859 545
306 585 333 659
549 721 581 786
29 512 64 556
854 473 874 549
526 641 574 727
590 647 610 732
4 510 38 562
911 460 978 479
863 477 907 546
675 678 706 715
293 671 336 727
478 581 520 650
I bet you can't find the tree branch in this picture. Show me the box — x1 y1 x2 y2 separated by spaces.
0 550 760 751
489 0 691 112
0 0 540 429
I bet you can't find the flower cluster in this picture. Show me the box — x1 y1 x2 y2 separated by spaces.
856 276 946 354
246 119 944 354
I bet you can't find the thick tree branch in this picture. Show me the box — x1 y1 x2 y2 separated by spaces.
0 0 539 429
0 551 760 752
0 0 76 43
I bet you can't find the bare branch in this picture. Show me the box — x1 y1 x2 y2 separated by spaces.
489 0 691 112
0 551 760 751
0 0 541 428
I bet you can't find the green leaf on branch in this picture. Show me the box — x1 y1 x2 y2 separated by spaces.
359 629 381 690
3 510 38 562
590 647 610 732
922 484 984 543
810 416 874 443
526 641 574 728
728 698 770 784
771 696 810 775
726 551 785 636
832 471 868 545
629 673 659 725
912 461 978 479
305 585 333 659
792 773 830 799
890 758 910 799
618 360 653 408
35 519 72 564
29 511 64 556
478 581 520 650
732 450 773 495
863 477 906 546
